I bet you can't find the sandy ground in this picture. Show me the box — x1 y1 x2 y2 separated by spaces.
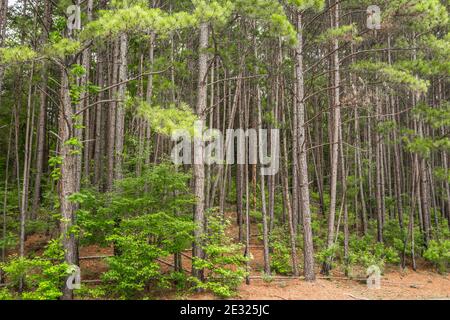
232 270 450 300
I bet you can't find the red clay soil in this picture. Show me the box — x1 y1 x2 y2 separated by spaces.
226 269 449 300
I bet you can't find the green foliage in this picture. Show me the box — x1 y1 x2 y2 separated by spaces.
100 212 195 298
423 240 450 274
414 103 450 129
0 240 69 300
269 226 292 275
193 0 234 25
102 233 164 299
83 6 198 40
191 209 249 298
347 235 400 271
45 38 81 59
78 163 194 246
234 0 298 45
137 101 198 136
48 156 63 181
433 167 450 184
316 244 338 269
75 163 195 298
317 24 361 44
0 46 37 65
385 0 449 31
0 288 14 300
352 61 429 93
404 136 450 159
287 0 324 11
70 64 87 77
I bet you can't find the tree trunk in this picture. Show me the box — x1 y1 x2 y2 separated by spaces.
0 0 7 94
281 115 299 277
192 22 209 282
295 13 315 281
94 51 105 186
20 63 35 257
114 33 128 181
323 0 341 274
59 66 79 300
106 41 119 191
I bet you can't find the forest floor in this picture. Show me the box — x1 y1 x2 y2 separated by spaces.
20 211 450 300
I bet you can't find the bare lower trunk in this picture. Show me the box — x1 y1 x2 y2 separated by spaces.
323 0 341 274
31 1 52 218
281 124 299 277
0 0 7 94
94 52 105 186
295 13 315 281
192 22 209 282
106 41 119 191
114 33 128 181
20 64 35 256
59 66 79 300
375 89 384 243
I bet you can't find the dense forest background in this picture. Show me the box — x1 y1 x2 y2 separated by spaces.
0 0 449 300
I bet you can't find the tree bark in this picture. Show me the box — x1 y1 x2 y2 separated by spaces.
192 22 209 283
0 0 7 94
323 0 341 274
295 13 315 281
114 33 128 181
59 66 79 300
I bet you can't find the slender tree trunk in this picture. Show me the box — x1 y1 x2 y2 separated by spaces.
2 118 12 271
114 33 128 181
20 63 35 257
339 125 349 275
236 108 244 242
31 0 52 218
192 22 209 282
94 51 105 186
253 35 270 273
375 89 384 242
59 65 79 300
281 113 299 277
354 101 368 234
81 0 93 182
244 123 251 285
295 12 315 281
256 52 270 276
323 0 341 274
106 41 119 191
144 31 155 170
0 0 7 94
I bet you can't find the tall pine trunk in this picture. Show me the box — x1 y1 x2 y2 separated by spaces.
192 22 209 282
295 12 315 281
59 65 79 300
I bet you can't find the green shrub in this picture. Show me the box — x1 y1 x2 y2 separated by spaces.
316 244 338 270
347 235 400 271
423 240 450 274
269 227 292 275
191 210 249 298
102 213 195 299
0 239 69 300
102 234 163 299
